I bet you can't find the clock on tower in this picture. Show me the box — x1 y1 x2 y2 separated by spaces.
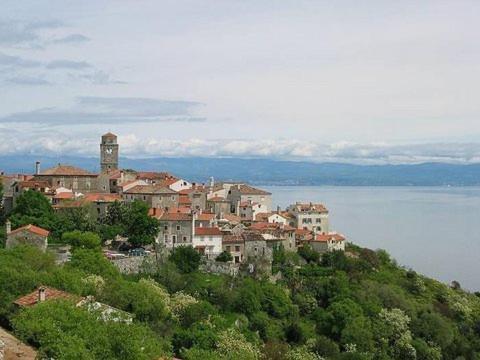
100 132 119 172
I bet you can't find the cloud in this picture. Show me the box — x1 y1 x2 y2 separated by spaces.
0 96 204 124
1 128 479 165
0 19 64 47
52 34 90 44
4 76 51 85
0 52 42 68
46 60 93 70
76 70 126 84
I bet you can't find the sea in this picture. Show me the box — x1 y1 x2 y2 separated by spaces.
266 186 480 291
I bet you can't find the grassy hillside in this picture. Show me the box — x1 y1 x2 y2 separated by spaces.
1 243 479 360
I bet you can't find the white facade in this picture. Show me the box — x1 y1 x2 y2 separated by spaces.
168 179 192 192
267 213 288 225
192 230 223 259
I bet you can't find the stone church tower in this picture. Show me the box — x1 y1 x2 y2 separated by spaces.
100 132 119 172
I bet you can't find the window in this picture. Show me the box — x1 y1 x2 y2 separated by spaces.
176 225 181 231
171 196 175 201
172 235 176 242
316 218 322 223
143 196 146 200
254 247 258 253
235 245 240 252
183 236 187 241
164 225 168 230
226 245 231 252
164 234 168 241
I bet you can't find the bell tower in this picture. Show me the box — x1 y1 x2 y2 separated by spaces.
100 132 119 172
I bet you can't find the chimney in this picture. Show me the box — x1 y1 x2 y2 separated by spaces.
35 161 41 175
120 170 124 183
38 287 46 302
5 220 11 235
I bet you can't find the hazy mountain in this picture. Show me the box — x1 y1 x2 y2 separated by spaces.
1 155 480 186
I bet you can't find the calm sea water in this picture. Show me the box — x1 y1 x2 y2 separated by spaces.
266 186 480 291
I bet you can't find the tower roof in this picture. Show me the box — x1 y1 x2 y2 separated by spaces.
102 132 117 138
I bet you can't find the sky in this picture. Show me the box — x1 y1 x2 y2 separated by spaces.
1 0 480 164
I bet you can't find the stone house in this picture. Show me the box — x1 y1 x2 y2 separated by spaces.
251 222 297 252
222 234 245 263
33 164 101 193
287 202 330 233
299 233 346 253
206 196 231 216
156 211 194 248
227 184 272 213
123 184 179 210
239 201 268 221
5 222 49 252
11 180 54 206
243 232 273 262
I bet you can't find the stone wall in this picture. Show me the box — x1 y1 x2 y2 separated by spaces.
200 260 240 276
111 256 157 274
0 339 4 360
6 231 47 252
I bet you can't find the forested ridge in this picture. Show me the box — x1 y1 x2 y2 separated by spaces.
1 190 480 359
1 242 480 359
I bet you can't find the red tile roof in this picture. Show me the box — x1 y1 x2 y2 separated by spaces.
124 185 177 194
135 171 177 181
314 233 346 242
233 184 271 195
292 203 328 213
195 227 222 236
196 213 215 221
167 207 191 214
179 195 192 205
9 224 50 238
39 164 96 176
159 212 192 221
17 180 50 189
14 286 82 307
83 193 121 202
148 208 165 218
223 235 244 244
53 192 75 200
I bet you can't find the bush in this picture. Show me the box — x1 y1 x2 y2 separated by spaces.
216 251 233 262
169 246 201 274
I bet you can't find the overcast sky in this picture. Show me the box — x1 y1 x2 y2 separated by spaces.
1 0 480 164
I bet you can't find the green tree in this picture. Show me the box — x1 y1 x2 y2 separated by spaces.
0 177 5 225
216 251 233 262
68 249 119 279
297 244 319 263
10 190 55 229
62 231 101 250
169 246 201 274
123 201 159 246
12 300 167 360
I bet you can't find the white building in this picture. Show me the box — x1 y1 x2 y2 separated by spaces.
192 227 223 259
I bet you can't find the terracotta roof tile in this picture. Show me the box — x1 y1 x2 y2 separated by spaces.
159 212 192 221
9 224 50 238
124 185 177 194
39 164 96 176
14 286 82 307
314 233 346 242
233 184 271 195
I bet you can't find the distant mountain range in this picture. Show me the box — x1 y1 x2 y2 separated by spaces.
1 155 480 186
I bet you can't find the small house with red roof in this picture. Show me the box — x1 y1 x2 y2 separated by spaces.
5 222 50 252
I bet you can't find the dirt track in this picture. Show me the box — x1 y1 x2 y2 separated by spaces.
0 327 36 360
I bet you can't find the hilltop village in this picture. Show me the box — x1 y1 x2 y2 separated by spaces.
1 132 345 274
